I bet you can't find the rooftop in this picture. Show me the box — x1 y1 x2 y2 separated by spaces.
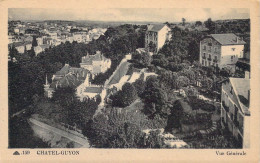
84 86 103 93
50 73 82 89
81 51 108 65
230 77 250 115
210 33 246 45
147 24 167 32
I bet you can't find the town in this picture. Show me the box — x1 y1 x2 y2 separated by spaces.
8 13 250 148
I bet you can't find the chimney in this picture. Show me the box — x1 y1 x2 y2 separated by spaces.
236 37 239 43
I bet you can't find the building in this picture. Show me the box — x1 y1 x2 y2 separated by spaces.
76 73 106 102
10 42 25 54
44 64 90 98
145 24 172 52
48 32 58 40
36 37 43 45
80 51 111 76
221 77 250 148
200 33 246 70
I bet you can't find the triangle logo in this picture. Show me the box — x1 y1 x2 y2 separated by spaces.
13 151 20 155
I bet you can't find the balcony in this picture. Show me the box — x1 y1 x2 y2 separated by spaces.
207 58 212 61
214 50 219 54
202 56 206 59
213 59 218 63
233 119 239 127
222 101 229 112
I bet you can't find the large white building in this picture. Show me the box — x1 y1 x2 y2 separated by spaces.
80 51 111 76
145 24 172 52
200 33 246 70
221 77 250 148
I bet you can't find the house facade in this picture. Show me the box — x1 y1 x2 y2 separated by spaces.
221 77 250 148
80 51 111 76
76 73 106 103
44 64 90 98
200 33 246 70
145 24 172 52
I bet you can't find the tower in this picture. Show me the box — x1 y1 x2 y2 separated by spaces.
44 74 50 89
84 73 90 86
44 74 53 98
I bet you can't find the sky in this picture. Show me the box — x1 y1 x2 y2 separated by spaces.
8 8 250 22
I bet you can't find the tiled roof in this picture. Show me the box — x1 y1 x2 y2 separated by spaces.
11 42 24 47
147 24 167 32
84 86 103 93
50 73 83 89
39 44 50 49
55 64 71 76
81 52 107 64
210 33 246 45
50 66 90 89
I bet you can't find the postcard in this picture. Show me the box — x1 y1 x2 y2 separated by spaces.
0 0 259 162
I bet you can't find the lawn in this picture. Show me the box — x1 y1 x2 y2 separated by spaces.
108 61 131 85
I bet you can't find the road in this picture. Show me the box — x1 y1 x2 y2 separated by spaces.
29 118 90 148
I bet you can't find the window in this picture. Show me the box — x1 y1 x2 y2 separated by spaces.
202 60 204 65
203 45 206 50
214 47 217 52
208 46 211 52
230 113 234 121
209 54 211 59
232 48 236 51
203 53 206 57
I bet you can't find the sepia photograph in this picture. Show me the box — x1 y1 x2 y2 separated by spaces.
7 7 253 150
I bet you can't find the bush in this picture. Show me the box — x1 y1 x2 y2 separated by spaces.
189 98 215 112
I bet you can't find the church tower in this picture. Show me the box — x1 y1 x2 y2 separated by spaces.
44 74 53 98
84 73 90 87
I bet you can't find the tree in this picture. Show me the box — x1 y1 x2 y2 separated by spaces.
52 87 77 108
182 18 186 26
204 18 215 33
111 83 138 107
29 47 36 58
158 69 178 89
187 39 200 62
121 83 138 107
141 52 152 67
152 53 169 68
85 109 145 148
32 36 38 47
141 76 169 118
183 87 199 97
176 76 190 89
201 77 213 91
195 21 202 26
148 41 156 53
143 130 165 148
133 78 146 96
165 100 184 131
9 46 18 62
